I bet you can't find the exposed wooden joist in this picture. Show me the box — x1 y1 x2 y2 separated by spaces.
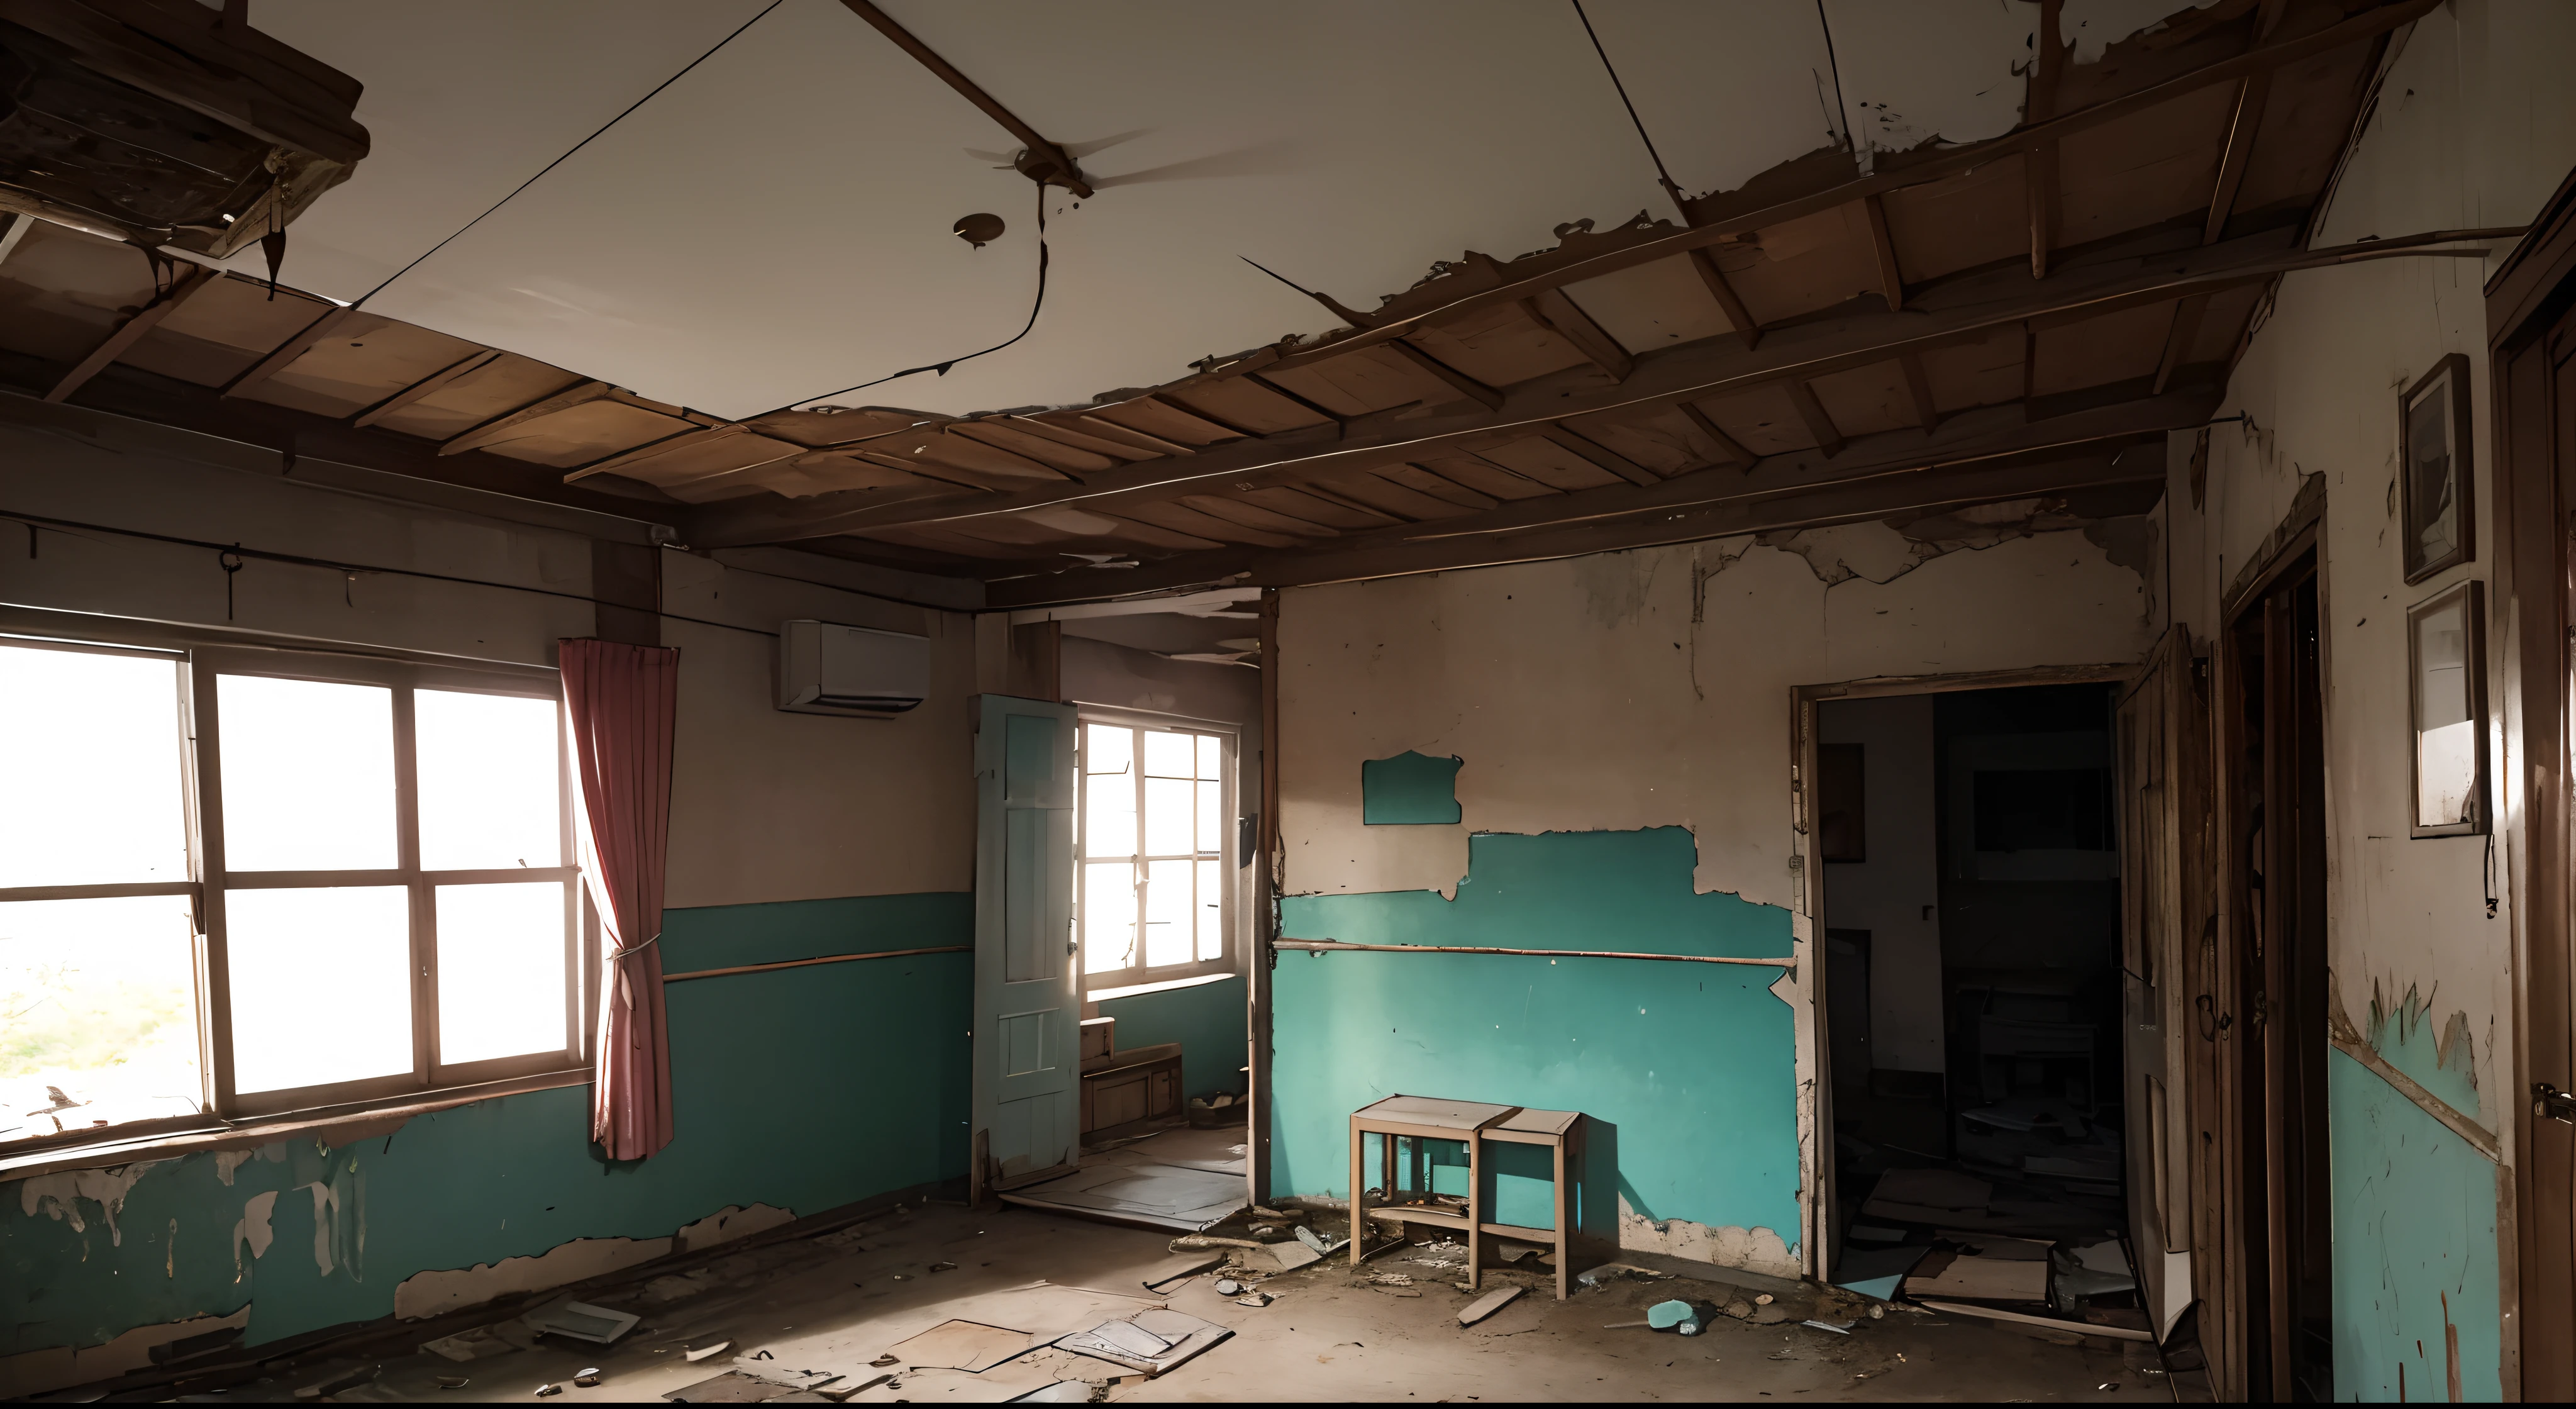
2204 72 2272 244
2153 293 2212 394
0 211 36 269
1075 413 1197 457
351 348 501 429
693 224 2508 547
1385 339 1504 409
564 423 746 482
1784 380 1846 458
1898 351 1941 430
1005 415 1162 462
1142 394 1255 442
1862 194 1906 312
440 380 613 456
1522 287 1635 381
993 438 2172 608
835 0 1092 197
224 304 362 399
1542 426 1660 486
1243 373 1350 432
1285 480 1413 523
1184 0 2434 389
1687 248 1762 350
2027 0 2067 281
1676 401 1756 468
923 429 1076 481
47 265 217 403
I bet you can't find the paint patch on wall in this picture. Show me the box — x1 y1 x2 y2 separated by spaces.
232 1189 277 1274
2365 979 2482 1124
1617 1201 1799 1279
393 1233 679 1321
0 1306 248 1400
1360 751 1462 825
2329 1048 2501 1401
1272 828 1801 1269
18 1162 164 1246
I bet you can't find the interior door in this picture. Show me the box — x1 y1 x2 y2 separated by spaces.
972 693 1080 1193
2118 626 2201 1339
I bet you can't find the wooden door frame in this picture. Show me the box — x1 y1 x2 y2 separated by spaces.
1790 659 2141 1281
2487 162 2576 1403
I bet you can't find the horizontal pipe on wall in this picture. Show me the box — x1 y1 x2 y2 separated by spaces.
1275 938 1791 970
662 945 971 983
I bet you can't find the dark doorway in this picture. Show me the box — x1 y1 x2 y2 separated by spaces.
2224 550 2333 1401
1817 681 2138 1328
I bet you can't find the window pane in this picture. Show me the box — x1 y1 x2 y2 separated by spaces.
226 886 411 1093
1084 766 1136 858
1082 861 1135 972
1084 723 1131 776
1197 779 1223 854
418 690 564 871
1142 777 1193 855
1196 733 1221 780
436 883 568 1064
1144 859 1193 967
1142 730 1194 779
1196 857 1223 961
218 676 396 871
0 896 201 1140
0 645 188 888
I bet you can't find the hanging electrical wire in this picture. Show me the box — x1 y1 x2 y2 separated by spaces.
1570 0 1691 221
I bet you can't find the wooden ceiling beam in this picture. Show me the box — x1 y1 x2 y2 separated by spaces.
1677 401 1756 468
1542 426 1661 486
1687 248 1762 350
1898 352 1941 431
1385 339 1503 410
46 265 218 403
2153 293 2211 394
350 348 501 429
563 423 745 483
2206 2 2289 244
1863 194 1907 312
1784 380 1846 459
1523 287 1635 381
440 380 613 456
2026 0 2066 281
991 438 2172 607
692 223 2507 548
224 304 365 399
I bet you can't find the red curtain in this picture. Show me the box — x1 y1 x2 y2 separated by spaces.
560 638 680 1160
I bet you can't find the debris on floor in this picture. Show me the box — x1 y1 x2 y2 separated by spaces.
1457 1285 1523 1326
882 1319 1029 1372
522 1298 641 1344
1056 1307 1231 1375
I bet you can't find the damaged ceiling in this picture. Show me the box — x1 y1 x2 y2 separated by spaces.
0 0 2471 607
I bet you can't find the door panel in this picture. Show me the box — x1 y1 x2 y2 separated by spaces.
975 694 1080 1190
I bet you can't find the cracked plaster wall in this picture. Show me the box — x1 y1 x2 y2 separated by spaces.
2160 3 2576 1395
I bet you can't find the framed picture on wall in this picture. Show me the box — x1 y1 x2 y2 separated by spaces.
2400 353 2474 583
2407 579 2487 838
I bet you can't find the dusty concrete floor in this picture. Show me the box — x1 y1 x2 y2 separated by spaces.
203 1198 2167 1405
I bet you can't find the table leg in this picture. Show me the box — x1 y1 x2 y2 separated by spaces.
1552 1133 1569 1301
1349 1118 1364 1267
1466 1132 1482 1293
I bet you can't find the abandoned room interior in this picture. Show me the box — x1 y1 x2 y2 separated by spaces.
4 0 2575 1401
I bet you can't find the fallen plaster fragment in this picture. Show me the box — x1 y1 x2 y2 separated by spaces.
394 1235 675 1320
1616 1200 1801 1279
17 1161 164 1245
233 1189 278 1274
674 1202 796 1253
0 1306 251 1400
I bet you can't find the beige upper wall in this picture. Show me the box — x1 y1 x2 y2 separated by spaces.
2174 0 2576 1132
1277 524 2158 909
0 396 977 914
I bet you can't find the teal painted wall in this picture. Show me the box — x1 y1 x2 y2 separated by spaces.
1271 828 1800 1244
3 893 970 1360
1094 975 1246 1100
1360 751 1462 824
2329 1048 2501 1402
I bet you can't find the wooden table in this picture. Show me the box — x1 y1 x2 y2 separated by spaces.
1347 1094 1583 1298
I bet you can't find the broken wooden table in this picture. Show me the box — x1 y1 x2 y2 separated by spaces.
1346 1094 1582 1299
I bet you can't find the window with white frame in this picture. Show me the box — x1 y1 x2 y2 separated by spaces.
1077 719 1231 988
0 635 584 1149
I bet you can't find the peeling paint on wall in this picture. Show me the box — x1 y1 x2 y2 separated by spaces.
1617 1203 1800 1280
0 1306 248 1400
18 1162 163 1246
2329 1049 2502 1401
2364 979 2482 1125
232 1189 277 1275
394 1233 675 1321
675 1202 796 1253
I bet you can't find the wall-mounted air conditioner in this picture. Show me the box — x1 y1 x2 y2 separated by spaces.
777 620 929 717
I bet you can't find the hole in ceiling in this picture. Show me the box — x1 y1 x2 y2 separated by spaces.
953 212 1005 248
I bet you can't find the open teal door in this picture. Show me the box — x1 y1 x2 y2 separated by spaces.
972 693 1080 1194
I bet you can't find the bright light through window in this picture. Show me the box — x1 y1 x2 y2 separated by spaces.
225 885 414 1094
418 689 564 871
1079 722 1228 981
0 645 188 889
0 896 201 1141
217 674 396 871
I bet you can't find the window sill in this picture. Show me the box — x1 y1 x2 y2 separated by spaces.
1086 970 1238 1003
0 1066 592 1183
